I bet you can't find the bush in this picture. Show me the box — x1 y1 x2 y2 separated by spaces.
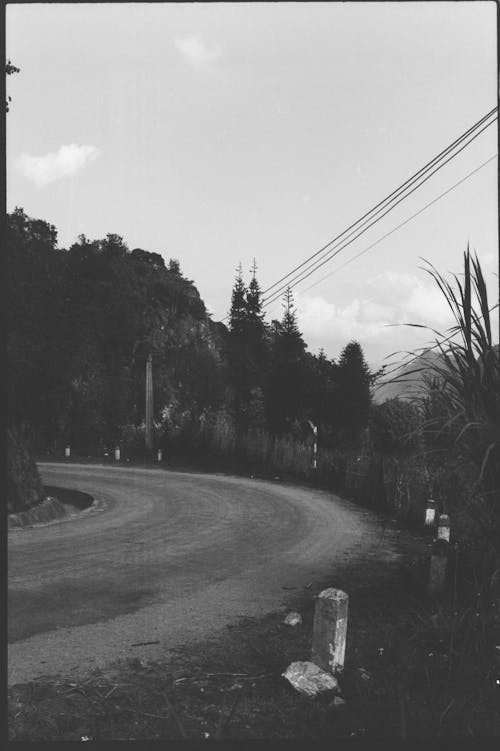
370 398 422 456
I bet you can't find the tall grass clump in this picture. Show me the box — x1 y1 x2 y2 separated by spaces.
401 249 499 570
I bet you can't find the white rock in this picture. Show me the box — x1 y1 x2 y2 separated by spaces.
282 660 340 697
284 611 302 626
329 696 346 709
357 667 372 682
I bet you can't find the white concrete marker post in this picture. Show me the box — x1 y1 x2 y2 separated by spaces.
312 588 348 675
114 447 121 461
437 514 451 542
425 499 436 526
65 445 71 458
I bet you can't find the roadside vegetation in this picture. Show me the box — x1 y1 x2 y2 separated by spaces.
8 536 500 740
377 250 499 585
7 424 44 513
7 208 376 508
7 206 499 738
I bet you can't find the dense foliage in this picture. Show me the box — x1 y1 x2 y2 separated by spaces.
7 208 226 451
225 270 376 446
7 424 44 513
376 250 500 566
417 251 500 552
8 208 377 457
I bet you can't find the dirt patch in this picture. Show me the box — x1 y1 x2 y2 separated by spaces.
9 539 500 740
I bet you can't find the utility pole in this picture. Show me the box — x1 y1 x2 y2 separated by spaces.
145 353 153 451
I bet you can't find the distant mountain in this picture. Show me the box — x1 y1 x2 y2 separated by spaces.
373 348 445 404
373 343 499 404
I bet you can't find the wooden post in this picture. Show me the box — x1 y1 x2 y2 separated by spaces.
425 499 436 526
312 588 348 675
145 353 153 451
437 514 450 542
428 538 449 595
65 445 71 458
114 447 120 461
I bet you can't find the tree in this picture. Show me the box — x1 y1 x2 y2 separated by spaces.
245 259 265 337
302 348 337 438
266 287 307 434
243 260 268 428
168 258 181 275
228 263 247 336
7 208 72 446
8 425 44 513
333 340 373 446
245 259 267 371
8 208 227 452
226 264 250 426
6 60 20 112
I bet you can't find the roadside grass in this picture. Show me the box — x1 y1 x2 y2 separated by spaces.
8 553 500 740
8 485 94 529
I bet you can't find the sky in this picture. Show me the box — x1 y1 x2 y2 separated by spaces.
6 1 499 370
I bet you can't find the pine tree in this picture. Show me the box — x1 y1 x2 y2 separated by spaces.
280 287 304 350
304 348 337 435
227 263 250 426
246 259 264 329
245 259 267 372
333 340 373 446
228 263 247 337
266 287 307 434
244 260 268 428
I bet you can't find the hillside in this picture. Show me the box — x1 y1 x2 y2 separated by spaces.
373 349 444 403
374 343 499 404
7 208 229 453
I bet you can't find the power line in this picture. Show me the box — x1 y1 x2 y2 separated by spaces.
300 153 498 295
261 106 497 304
262 113 497 308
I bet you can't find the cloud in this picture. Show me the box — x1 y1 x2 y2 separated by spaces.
294 270 454 359
175 33 222 68
479 251 498 273
297 295 394 344
366 271 451 327
16 144 100 187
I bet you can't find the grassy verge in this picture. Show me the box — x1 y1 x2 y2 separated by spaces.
9 542 500 740
8 486 93 529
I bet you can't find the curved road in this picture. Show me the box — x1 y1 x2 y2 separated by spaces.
9 462 402 686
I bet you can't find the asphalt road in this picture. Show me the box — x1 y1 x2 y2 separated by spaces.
8 462 402 685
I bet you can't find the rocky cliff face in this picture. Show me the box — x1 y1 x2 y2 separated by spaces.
7 208 232 451
8 426 44 513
